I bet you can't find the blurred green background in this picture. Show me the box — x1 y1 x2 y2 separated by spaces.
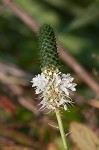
0 0 99 150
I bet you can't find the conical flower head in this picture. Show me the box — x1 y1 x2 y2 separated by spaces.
31 24 77 111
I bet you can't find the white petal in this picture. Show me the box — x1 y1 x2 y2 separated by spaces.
71 87 76 91
67 83 73 88
64 105 67 111
70 77 74 82
59 98 65 105
36 88 41 94
61 86 69 96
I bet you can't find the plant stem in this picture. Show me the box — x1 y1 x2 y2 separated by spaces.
55 109 69 150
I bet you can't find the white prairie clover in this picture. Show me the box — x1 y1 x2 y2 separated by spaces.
31 24 77 150
31 24 76 111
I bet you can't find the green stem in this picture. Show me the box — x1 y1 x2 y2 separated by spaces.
55 109 69 150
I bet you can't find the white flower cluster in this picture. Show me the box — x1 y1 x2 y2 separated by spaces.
31 71 77 111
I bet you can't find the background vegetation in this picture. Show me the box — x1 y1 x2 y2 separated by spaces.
0 0 99 149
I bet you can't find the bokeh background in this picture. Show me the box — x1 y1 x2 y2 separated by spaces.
0 0 99 150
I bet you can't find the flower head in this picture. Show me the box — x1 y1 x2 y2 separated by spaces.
31 70 77 111
31 24 77 111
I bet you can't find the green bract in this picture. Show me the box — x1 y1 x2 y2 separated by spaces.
38 24 60 72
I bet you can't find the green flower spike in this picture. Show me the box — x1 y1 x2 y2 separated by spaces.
38 24 60 73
